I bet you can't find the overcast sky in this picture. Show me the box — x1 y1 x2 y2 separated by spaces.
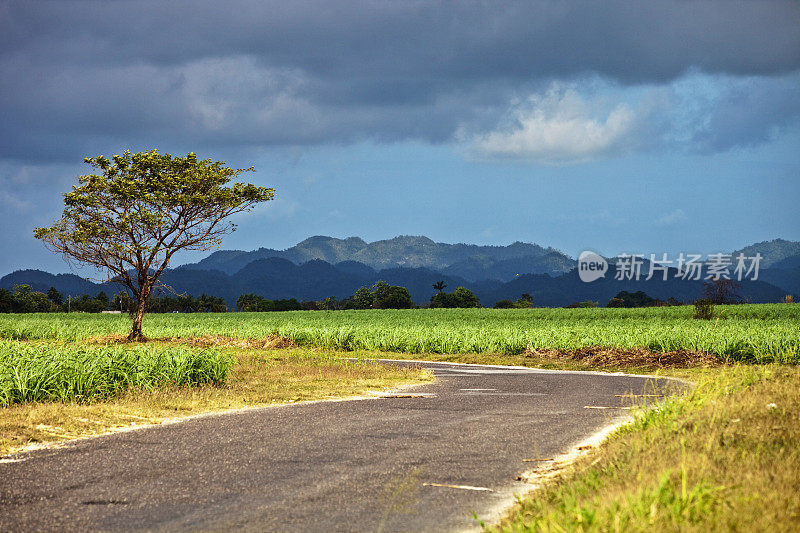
1 0 799 275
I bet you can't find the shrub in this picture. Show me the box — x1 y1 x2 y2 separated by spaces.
693 299 715 320
607 290 661 308
493 299 515 309
565 300 599 309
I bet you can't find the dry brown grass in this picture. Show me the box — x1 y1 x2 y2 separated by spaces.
84 333 297 349
523 346 723 370
0 346 431 457
337 346 723 373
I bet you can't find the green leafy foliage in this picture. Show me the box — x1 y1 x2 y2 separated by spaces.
46 287 63 305
236 294 304 312
607 297 626 308
0 284 129 314
339 281 415 309
34 149 273 339
0 285 57 313
430 286 480 308
566 300 600 308
373 282 415 309
494 293 533 309
607 290 664 308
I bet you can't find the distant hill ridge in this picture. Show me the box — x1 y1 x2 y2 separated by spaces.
731 238 800 269
2 237 797 307
178 236 800 283
179 235 575 281
2 260 791 309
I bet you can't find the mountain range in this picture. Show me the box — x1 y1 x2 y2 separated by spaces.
2 236 798 308
179 235 576 280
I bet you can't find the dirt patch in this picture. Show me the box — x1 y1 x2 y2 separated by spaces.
523 346 723 369
85 334 296 349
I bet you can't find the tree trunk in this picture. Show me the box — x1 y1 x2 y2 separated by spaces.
128 285 150 341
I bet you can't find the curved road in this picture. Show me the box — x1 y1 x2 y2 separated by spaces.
0 360 679 532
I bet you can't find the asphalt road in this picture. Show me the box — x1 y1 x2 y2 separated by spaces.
0 360 679 532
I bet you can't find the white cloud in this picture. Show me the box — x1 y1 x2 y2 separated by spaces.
471 84 645 164
655 208 687 226
469 72 800 164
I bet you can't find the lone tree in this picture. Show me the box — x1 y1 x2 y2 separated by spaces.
35 150 274 340
702 278 741 305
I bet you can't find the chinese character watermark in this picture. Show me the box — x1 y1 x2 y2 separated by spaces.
578 251 762 283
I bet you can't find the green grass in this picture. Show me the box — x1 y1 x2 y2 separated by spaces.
490 365 800 532
1 306 796 529
0 345 432 455
0 304 797 363
0 341 232 405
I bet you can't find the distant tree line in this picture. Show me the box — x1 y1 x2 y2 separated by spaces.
0 285 120 313
0 285 229 314
606 291 672 308
145 293 227 313
236 295 311 312
238 281 417 311
603 279 743 309
493 293 534 309
236 281 484 312
2 279 746 314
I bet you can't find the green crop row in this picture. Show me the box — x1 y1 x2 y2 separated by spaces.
0 341 232 405
0 304 797 363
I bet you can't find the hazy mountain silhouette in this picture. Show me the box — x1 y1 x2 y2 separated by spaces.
0 270 107 296
758 252 800 297
2 237 797 307
178 235 572 280
731 239 800 268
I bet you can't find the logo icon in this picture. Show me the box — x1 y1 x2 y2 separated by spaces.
578 251 608 283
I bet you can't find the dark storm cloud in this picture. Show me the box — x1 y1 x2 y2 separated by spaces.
0 0 798 162
4 1 798 77
686 75 800 152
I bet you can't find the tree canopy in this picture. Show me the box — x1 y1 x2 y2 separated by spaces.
34 150 274 339
430 286 480 308
606 290 662 308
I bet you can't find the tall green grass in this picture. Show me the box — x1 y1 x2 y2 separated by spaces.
0 341 232 405
0 304 797 363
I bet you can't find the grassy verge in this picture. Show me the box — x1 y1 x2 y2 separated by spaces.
0 344 431 456
0 341 232 404
488 364 800 532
